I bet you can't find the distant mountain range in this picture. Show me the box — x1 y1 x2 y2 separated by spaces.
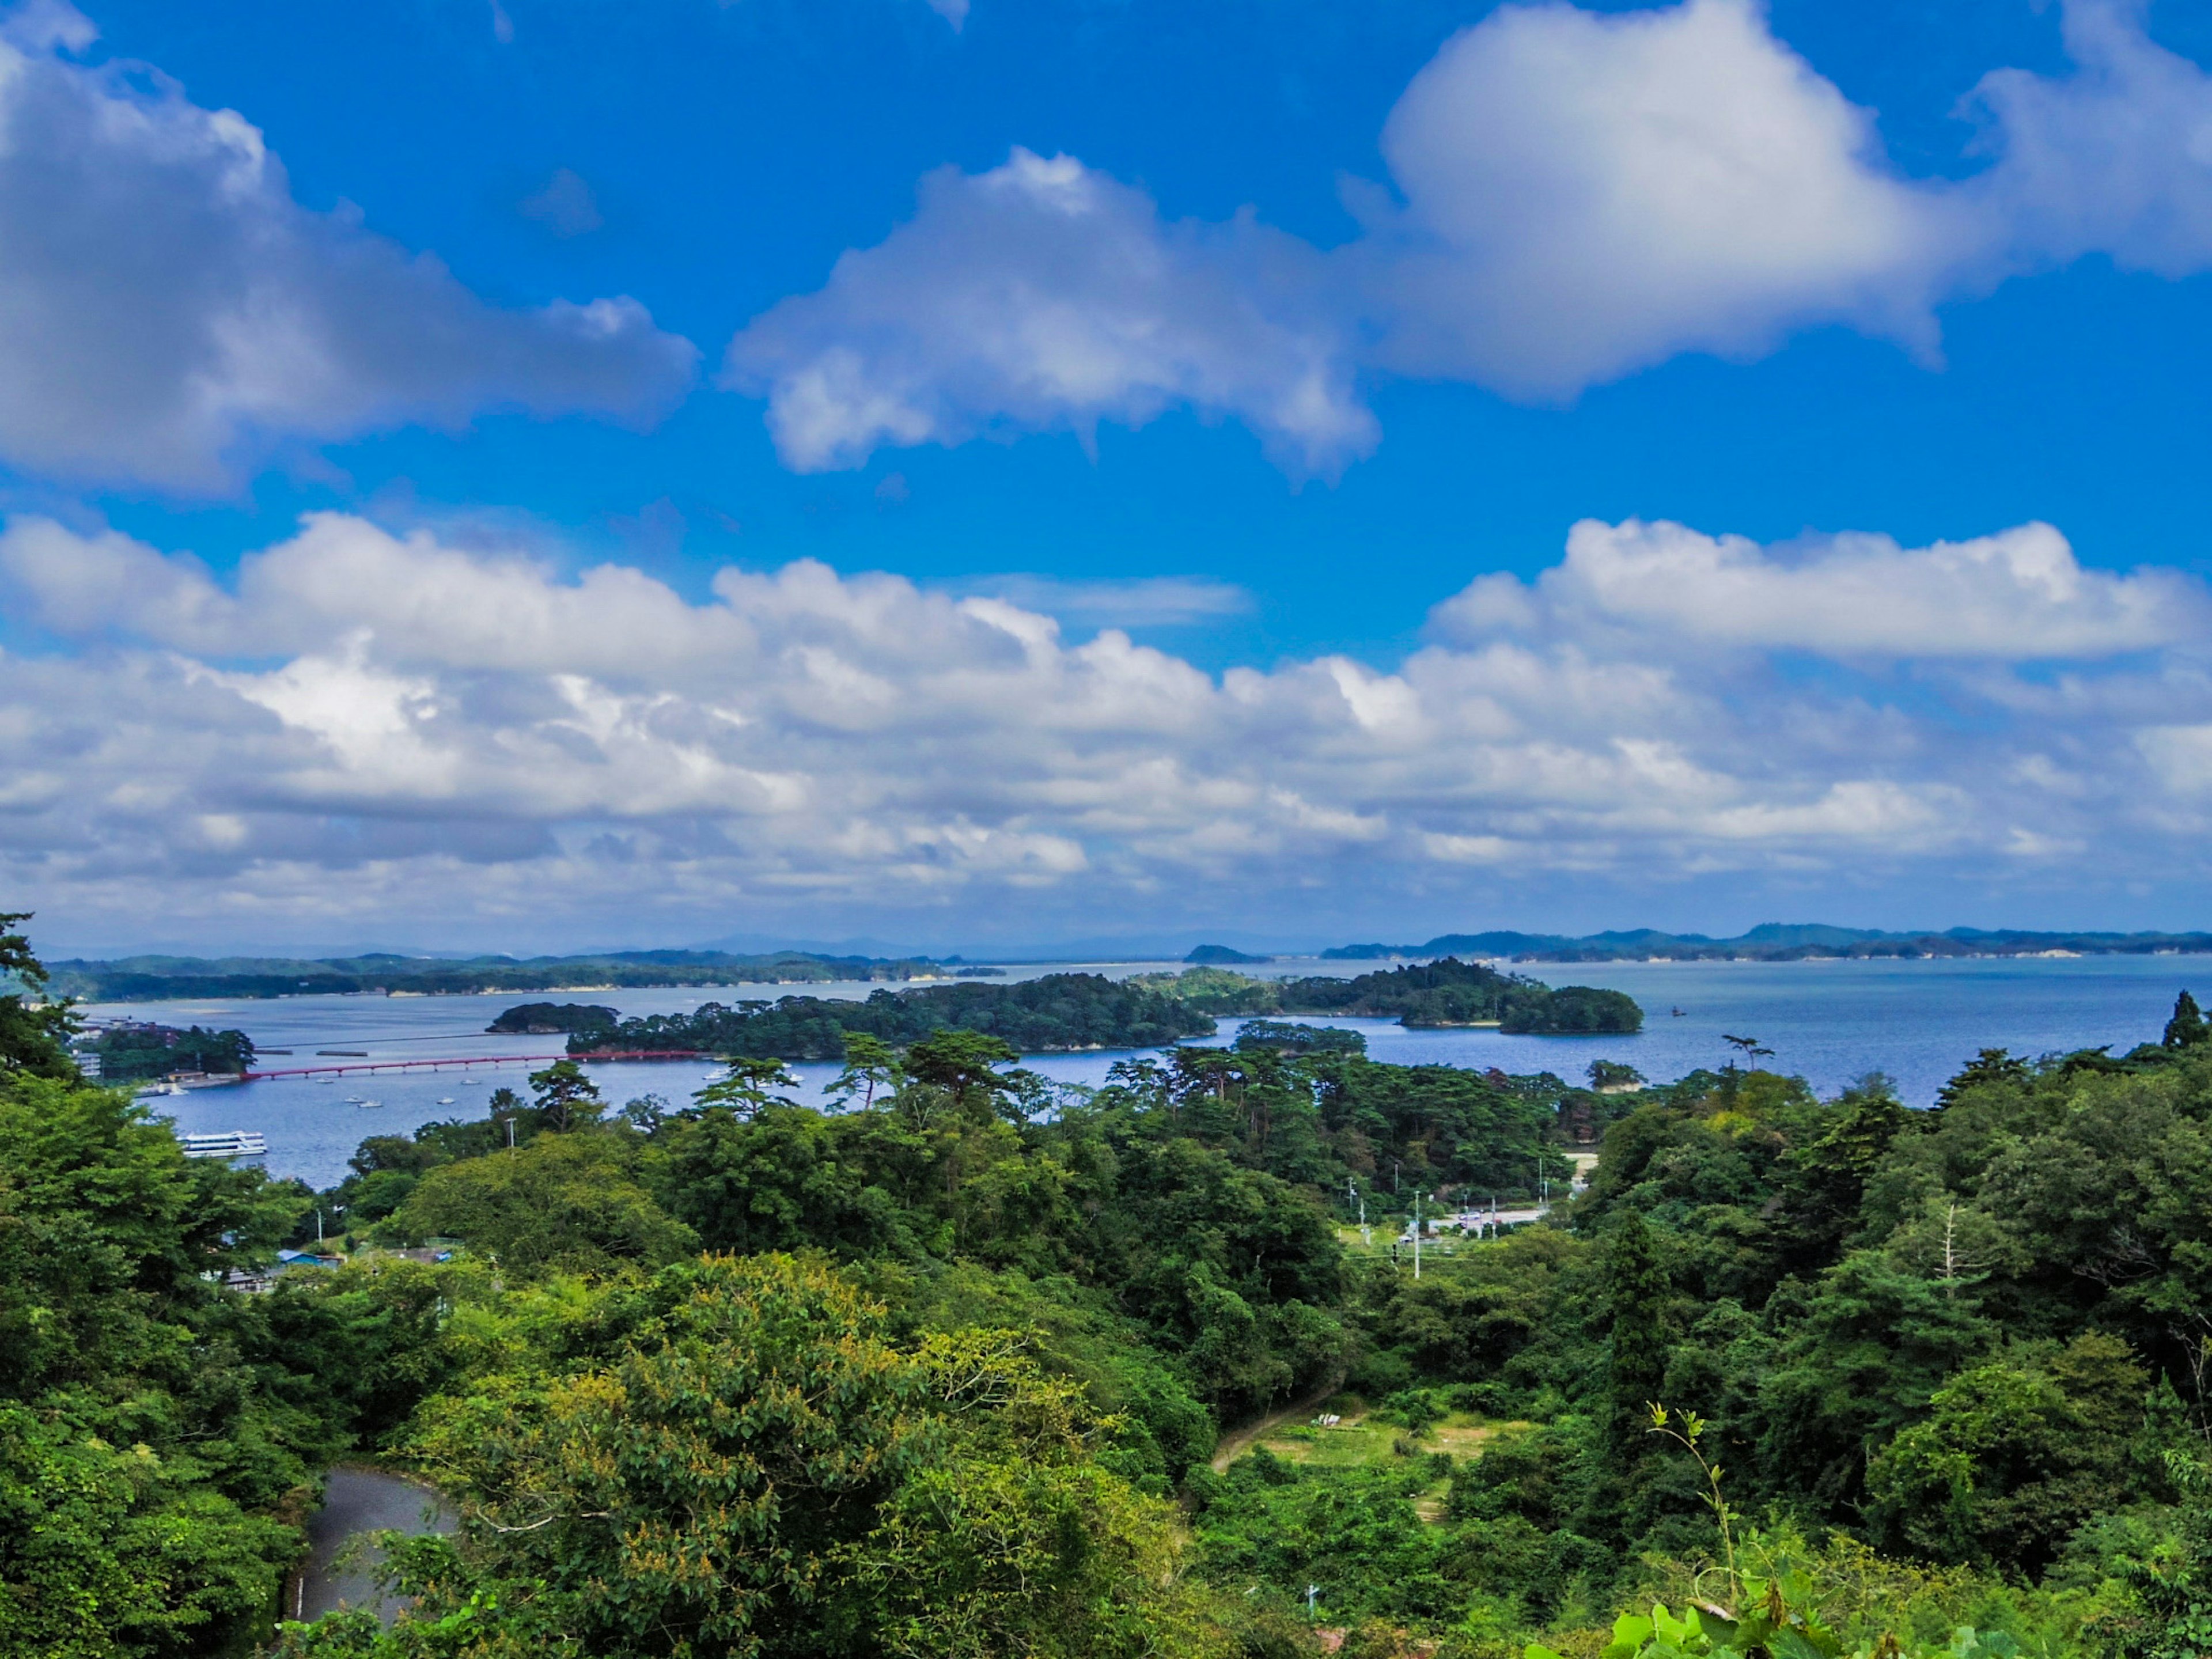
1321 925 2212 962
46 948 960 1003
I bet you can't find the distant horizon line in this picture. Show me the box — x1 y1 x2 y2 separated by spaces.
35 921 2212 972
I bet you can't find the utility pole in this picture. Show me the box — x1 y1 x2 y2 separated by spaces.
1305 1585 1320 1621
315 1207 323 1243
1413 1191 1423 1279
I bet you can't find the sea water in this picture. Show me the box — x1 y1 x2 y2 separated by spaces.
114 952 2210 1189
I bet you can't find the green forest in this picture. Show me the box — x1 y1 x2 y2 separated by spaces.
82 1022 257 1082
570 961 1639 1063
567 972 1219 1060
1137 959 1644 1035
6 910 2212 1659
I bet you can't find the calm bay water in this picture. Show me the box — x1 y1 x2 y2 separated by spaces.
115 953 2210 1190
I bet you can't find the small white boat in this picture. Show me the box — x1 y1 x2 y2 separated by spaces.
313 1077 336 1085
356 1099 384 1109
435 1096 455 1105
180 1130 268 1160
343 1094 365 1104
460 1077 480 1084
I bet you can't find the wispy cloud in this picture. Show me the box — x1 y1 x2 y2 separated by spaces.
954 574 1252 628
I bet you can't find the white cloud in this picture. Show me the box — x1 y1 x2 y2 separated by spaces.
0 6 694 489
727 0 2212 469
8 509 2212 944
1966 0 2212 276
1431 517 2209 658
1363 0 1959 396
724 147 1376 476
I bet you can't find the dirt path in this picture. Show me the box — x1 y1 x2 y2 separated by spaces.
1209 1375 1347 1473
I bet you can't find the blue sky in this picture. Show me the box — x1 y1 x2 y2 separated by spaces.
5 0 2212 955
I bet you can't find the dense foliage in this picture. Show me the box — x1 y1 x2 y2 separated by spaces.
1139 959 1644 1034
85 1023 257 1081
568 972 1215 1060
1 911 75 1079
10 896 2212 1659
483 1002 618 1036
0 1074 388 1656
1277 959 1643 1033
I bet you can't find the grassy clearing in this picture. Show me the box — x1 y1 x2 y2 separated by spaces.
1239 1401 1532 1523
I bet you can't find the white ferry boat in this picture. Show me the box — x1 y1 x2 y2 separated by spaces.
179 1130 269 1160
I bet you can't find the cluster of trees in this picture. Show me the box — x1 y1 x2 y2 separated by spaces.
567 972 1215 1061
82 1022 257 1081
1141 959 1645 1035
483 1002 619 1036
1278 959 1642 1033
10 896 2212 1659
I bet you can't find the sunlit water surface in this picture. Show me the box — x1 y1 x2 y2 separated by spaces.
106 953 2211 1188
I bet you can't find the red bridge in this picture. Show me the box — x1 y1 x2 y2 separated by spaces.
243 1050 713 1081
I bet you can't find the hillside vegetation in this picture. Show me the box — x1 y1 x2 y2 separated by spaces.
6 908 2212 1659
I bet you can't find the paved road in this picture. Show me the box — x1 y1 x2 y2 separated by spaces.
294 1468 455 1626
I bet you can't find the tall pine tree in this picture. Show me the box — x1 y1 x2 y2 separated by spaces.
1603 1211 1672 1471
2163 990 2207 1050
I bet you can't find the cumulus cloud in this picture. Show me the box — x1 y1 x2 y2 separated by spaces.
1431 518 2210 658
724 147 1376 476
728 0 2212 468
1968 0 2212 276
0 6 694 489
1363 0 1961 395
7 508 2212 942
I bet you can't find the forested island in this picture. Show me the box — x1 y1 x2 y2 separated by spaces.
567 971 1216 1059
77 1019 257 1081
565 961 1639 1061
41 946 960 1002
1327 922 2212 962
9 903 2212 1659
1137 956 1644 1033
485 1001 619 1036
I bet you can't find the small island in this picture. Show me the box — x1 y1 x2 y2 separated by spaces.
1185 944 1273 964
78 1020 256 1081
486 1002 620 1036
1135 956 1642 1034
